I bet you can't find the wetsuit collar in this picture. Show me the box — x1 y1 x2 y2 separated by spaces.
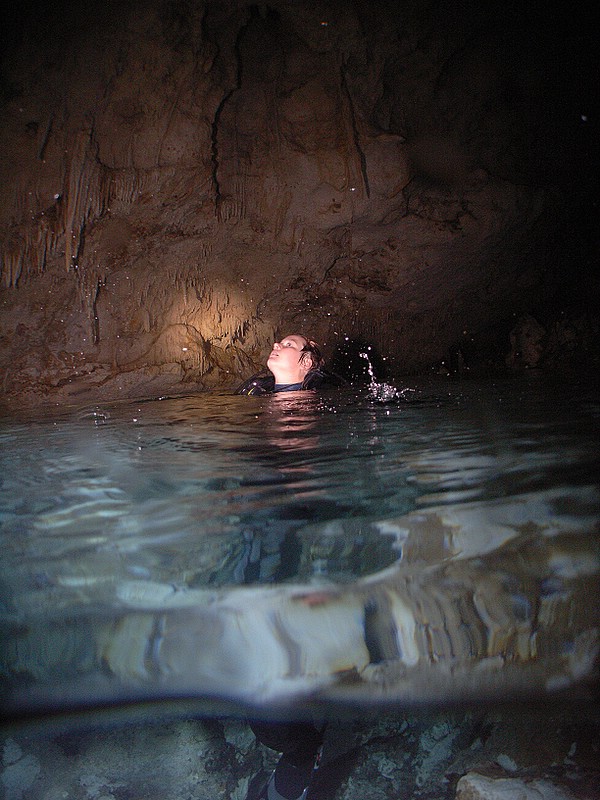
273 382 304 392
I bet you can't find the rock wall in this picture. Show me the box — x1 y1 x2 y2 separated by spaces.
0 0 596 409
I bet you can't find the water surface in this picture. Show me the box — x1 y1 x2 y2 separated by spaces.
1 373 598 719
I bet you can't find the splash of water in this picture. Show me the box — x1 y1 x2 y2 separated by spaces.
360 351 414 402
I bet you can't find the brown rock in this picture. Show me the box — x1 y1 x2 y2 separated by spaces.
0 1 596 410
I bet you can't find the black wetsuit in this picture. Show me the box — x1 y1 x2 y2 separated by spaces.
235 368 345 396
236 366 345 798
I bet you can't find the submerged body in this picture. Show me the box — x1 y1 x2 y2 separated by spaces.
1 375 598 718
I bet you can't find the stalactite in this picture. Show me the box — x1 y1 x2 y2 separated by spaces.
167 266 207 303
1 248 23 289
272 190 293 240
78 269 107 344
231 320 249 342
62 128 109 273
109 167 171 206
0 221 60 288
36 221 61 276
210 10 250 215
216 194 242 223
213 291 251 342
110 262 253 376
234 174 247 220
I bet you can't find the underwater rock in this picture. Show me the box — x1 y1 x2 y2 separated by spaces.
455 772 579 800
1 706 598 800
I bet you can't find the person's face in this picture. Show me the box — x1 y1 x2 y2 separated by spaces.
267 334 310 382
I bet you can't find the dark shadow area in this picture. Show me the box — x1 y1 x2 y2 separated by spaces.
330 338 388 384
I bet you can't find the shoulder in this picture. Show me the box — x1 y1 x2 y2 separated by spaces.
234 373 275 395
302 369 347 390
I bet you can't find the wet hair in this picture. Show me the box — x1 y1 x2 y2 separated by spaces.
299 338 325 371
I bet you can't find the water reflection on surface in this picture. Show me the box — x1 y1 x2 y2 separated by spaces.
0 374 598 719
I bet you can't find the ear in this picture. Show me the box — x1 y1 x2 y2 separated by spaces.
298 352 312 375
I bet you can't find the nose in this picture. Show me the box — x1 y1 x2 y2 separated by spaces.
272 341 282 350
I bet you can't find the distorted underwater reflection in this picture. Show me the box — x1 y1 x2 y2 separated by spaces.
0 374 598 721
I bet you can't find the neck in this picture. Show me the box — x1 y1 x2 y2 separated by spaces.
271 371 304 385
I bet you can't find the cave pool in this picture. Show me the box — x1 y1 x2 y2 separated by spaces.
1 372 598 726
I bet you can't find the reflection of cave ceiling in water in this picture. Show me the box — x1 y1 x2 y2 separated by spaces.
3 488 598 718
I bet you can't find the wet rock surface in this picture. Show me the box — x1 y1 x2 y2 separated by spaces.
1 0 597 411
1 3 598 796
2 704 599 800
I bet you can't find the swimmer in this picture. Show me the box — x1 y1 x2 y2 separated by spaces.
246 720 325 800
235 334 344 395
238 335 344 799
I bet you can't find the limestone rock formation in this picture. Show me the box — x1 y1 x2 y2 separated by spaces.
455 772 579 800
2 708 599 800
0 0 596 410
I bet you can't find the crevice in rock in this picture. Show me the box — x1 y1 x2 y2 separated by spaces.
91 277 104 345
340 66 370 199
210 91 233 211
210 13 252 214
37 114 53 161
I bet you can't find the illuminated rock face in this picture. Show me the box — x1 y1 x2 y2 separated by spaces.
0 1 595 408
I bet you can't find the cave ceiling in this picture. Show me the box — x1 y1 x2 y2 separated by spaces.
0 0 596 409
